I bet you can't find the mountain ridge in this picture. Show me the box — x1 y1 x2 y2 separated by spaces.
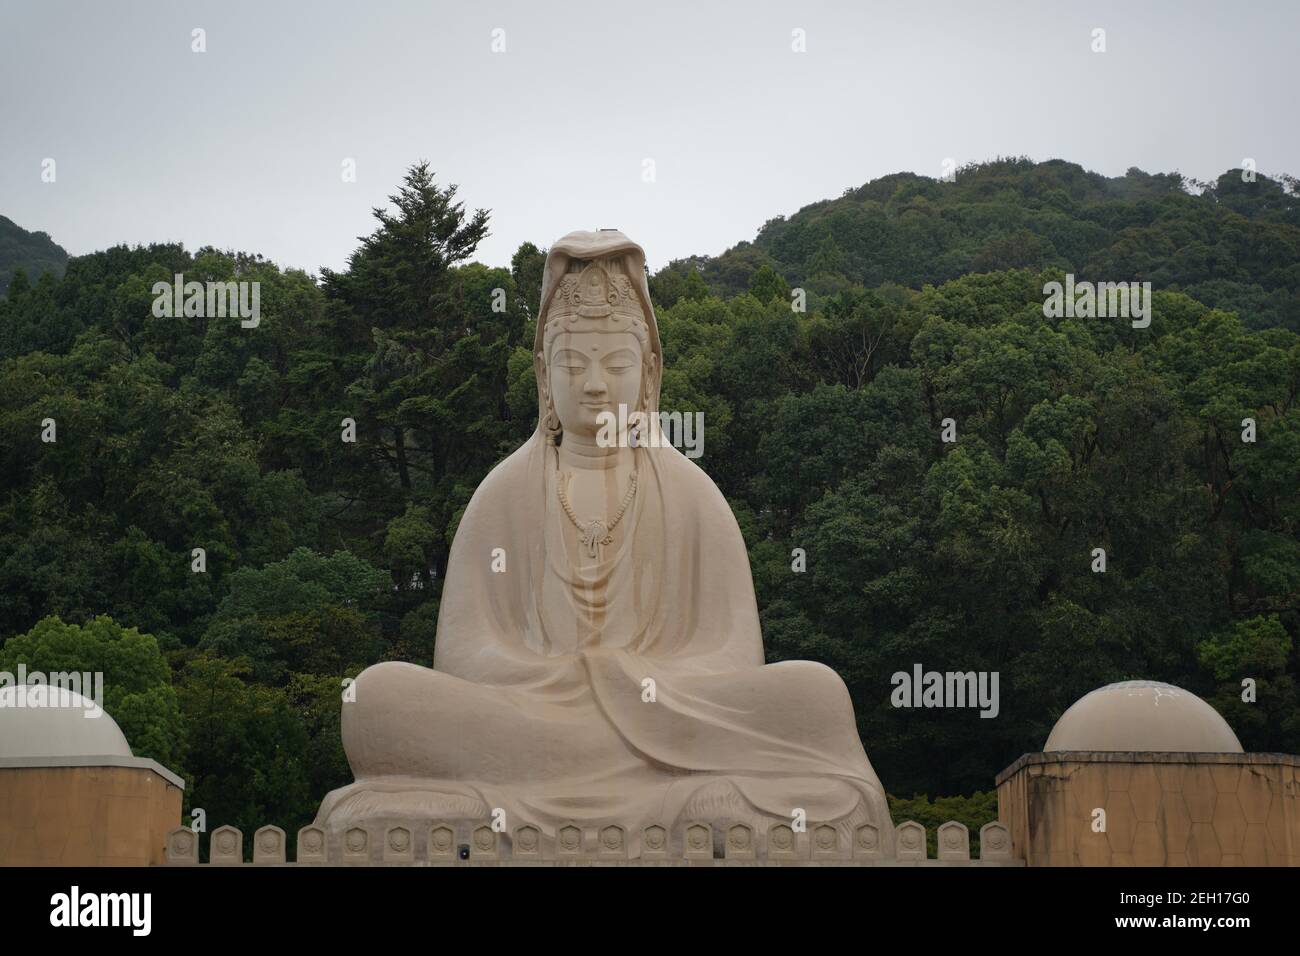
649 157 1300 331
0 214 69 295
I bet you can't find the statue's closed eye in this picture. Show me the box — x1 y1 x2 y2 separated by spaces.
552 348 588 373
603 349 639 374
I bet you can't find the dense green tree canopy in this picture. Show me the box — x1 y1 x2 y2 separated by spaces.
679 159 1300 331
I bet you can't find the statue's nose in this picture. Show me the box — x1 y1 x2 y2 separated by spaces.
584 377 606 394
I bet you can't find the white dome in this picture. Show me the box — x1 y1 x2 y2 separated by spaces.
1045 680 1242 753
0 685 132 758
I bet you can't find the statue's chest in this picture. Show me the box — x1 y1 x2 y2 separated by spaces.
557 466 637 564
542 464 658 652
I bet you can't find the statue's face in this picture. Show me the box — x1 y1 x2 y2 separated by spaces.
547 330 644 439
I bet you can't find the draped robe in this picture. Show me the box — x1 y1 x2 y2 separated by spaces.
314 231 896 857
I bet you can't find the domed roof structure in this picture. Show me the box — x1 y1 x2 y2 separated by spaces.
1045 680 1243 753
0 685 132 759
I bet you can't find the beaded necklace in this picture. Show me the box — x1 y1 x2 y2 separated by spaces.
557 469 638 558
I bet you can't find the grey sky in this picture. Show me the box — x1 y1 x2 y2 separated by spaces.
2 0 1296 275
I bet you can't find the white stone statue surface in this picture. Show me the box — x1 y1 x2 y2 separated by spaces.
314 230 896 857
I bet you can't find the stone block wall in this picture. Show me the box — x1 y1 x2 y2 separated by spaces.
997 752 1299 866
0 762 183 866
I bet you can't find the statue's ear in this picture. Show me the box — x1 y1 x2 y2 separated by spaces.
536 350 561 435
642 351 660 407
534 349 546 386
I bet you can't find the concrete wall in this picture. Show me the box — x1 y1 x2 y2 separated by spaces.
0 764 183 866
997 752 1299 866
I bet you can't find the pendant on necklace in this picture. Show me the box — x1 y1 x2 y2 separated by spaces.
581 520 608 558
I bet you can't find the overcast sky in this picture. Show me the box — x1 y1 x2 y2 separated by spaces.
2 0 1296 275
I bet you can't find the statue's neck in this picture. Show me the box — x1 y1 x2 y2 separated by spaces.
558 434 632 471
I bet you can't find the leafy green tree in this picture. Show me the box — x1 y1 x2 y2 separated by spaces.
175 654 314 855
747 264 790 303
1198 615 1299 752
649 260 710 309
199 548 388 682
0 615 181 765
320 162 519 614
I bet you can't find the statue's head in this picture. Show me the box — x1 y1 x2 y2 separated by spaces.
535 233 661 444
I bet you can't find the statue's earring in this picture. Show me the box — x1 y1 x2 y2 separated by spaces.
544 396 561 445
634 354 657 448
642 353 659 413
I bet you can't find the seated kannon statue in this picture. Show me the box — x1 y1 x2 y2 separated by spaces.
315 230 896 859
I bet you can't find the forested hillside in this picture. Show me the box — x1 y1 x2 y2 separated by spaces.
655 158 1300 332
0 215 68 296
2 158 1297 837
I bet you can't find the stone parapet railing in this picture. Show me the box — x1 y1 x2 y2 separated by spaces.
163 819 1021 865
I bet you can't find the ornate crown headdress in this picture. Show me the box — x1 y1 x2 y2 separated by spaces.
543 261 649 345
